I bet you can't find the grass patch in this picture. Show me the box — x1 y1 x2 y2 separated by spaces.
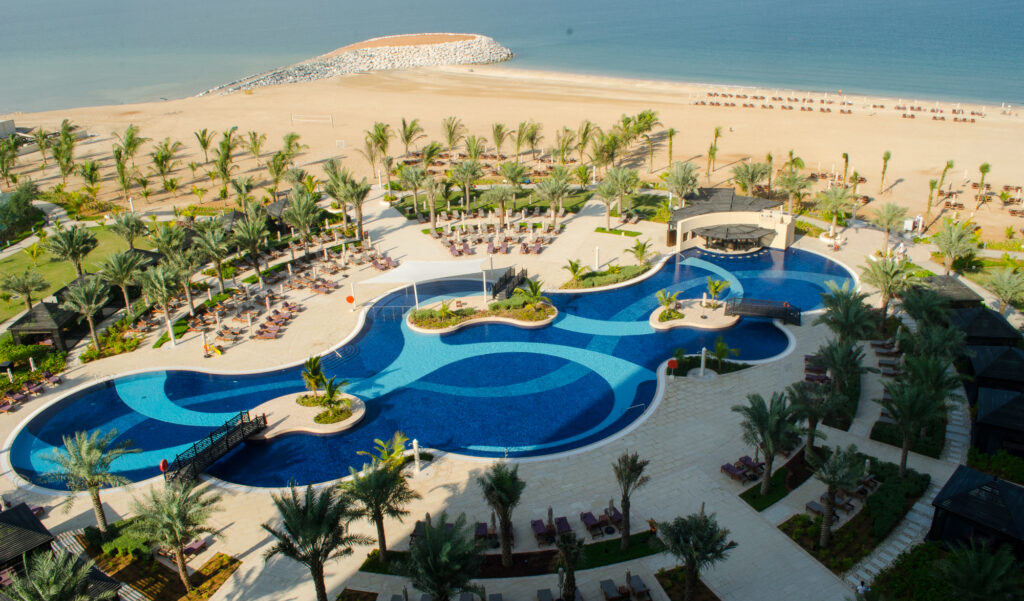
655 565 722 601
576 530 666 570
658 308 685 322
409 301 555 329
795 220 826 238
241 262 287 284
739 468 789 511
296 394 320 407
0 226 154 324
561 264 651 289
595 227 642 237
870 418 945 459
153 317 189 348
967 448 1024 485
314 407 353 424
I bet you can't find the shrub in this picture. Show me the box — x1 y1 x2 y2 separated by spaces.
870 418 945 458
562 264 651 289
873 542 950 601
658 308 684 322
968 448 1024 485
488 295 530 311
101 531 150 558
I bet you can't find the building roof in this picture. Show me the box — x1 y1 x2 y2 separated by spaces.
968 345 1024 385
219 210 246 231
265 198 290 220
933 465 1024 540
692 223 775 241
0 565 120 601
8 301 77 333
0 503 54 564
921 275 984 305
949 307 1021 345
670 188 781 222
977 388 1024 431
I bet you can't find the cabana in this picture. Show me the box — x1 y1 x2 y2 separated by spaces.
692 223 776 251
928 465 1024 556
920 275 983 309
8 302 80 352
963 346 1024 403
361 259 489 308
0 503 54 574
948 307 1021 347
973 388 1024 457
668 187 791 251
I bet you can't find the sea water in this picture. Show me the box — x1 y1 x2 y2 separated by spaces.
1 0 1021 112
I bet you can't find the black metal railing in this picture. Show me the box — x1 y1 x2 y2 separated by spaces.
164 411 267 484
492 267 527 300
724 298 801 326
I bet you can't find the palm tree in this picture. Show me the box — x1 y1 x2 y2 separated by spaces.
339 175 372 242
129 482 222 591
6 549 114 601
422 177 442 231
524 122 544 161
621 239 650 265
451 161 482 212
0 268 48 311
871 202 909 255
245 130 267 166
60 277 109 350
659 512 737 601
282 189 321 257
344 460 421 565
554 127 576 165
809 445 864 548
933 218 976 275
464 135 487 162
656 288 679 309
232 209 270 287
491 123 510 160
880 380 947 477
534 171 571 228
814 281 877 344
192 220 231 294
595 180 618 231
194 129 215 163
711 335 739 369
399 165 427 213
45 429 139 538
576 120 598 166
904 355 961 409
100 251 144 316
168 249 202 316
513 279 550 310
988 267 1024 314
281 131 308 165
879 150 892 194
934 541 1021 601
612 450 650 551
665 161 699 209
420 141 442 169
815 187 855 238
32 127 50 168
149 222 184 259
78 160 102 202
900 287 950 327
731 392 801 495
262 485 371 601
556 532 585 601
859 258 914 318
975 162 991 209
399 118 425 157
786 380 836 450
730 162 769 195
936 159 954 194
45 225 97 277
705 277 730 306
665 127 677 166
477 462 526 568
705 143 717 181
441 116 466 154
302 356 325 400
480 186 515 231
357 431 410 469
114 123 149 169
267 151 290 197
607 166 639 213
137 264 181 347
564 259 590 285
498 161 526 209
23 243 44 268
775 170 811 215
403 512 481 601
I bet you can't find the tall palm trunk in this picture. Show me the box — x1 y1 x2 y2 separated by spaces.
500 515 513 567
499 197 507 231
606 208 611 232
73 260 84 277
214 260 225 294
819 492 836 548
90 488 108 536
356 205 365 242
760 455 775 496
429 205 437 232
22 296 32 311
86 315 100 350
620 495 631 551
563 567 577 601
163 305 176 347
182 281 194 316
374 509 389 564
900 436 910 478
806 417 819 450
310 563 328 601
119 285 132 317
174 547 192 591
251 250 264 288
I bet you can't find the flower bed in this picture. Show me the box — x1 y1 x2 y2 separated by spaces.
658 308 685 322
870 418 946 459
409 299 555 330
739 447 818 511
655 566 722 601
561 264 651 289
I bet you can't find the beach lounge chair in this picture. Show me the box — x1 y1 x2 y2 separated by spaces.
555 516 571 536
462 242 472 255
254 331 277 340
500 240 509 254
520 243 530 254
580 511 606 538
450 246 462 257
536 590 554 601
805 500 836 521
739 456 765 474
183 539 207 556
4 390 27 404
0 404 15 414
600 580 627 601
532 241 543 254
721 463 752 482
487 242 495 254
628 575 651 601
23 381 45 395
531 519 553 545
821 493 856 514
474 522 489 542
604 505 623 529
387 256 399 268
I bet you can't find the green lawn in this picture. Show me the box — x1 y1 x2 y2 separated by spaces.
390 189 669 221
0 226 153 323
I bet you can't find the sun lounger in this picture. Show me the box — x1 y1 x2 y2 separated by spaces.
580 511 606 538
23 381 45 395
531 519 553 545
183 539 207 555
532 242 542 254
821 493 855 513
4 390 27 404
462 242 472 255
805 500 838 522
254 332 277 340
520 243 530 254
0 404 15 414
487 242 496 254
628 575 651 601
537 590 554 601
555 516 571 536
739 456 765 474
501 241 509 254
475 522 489 541
387 256 399 268
604 505 623 529
600 580 627 601
216 333 239 343
721 462 752 482
450 246 462 257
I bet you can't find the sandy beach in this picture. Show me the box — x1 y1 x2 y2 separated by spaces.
4 37 1023 239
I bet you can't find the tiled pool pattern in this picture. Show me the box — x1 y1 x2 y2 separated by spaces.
11 248 852 488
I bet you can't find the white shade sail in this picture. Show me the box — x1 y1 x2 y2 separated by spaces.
360 259 488 285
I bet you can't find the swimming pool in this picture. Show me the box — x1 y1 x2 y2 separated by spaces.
9 248 852 489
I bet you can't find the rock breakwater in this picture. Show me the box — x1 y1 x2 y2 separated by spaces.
201 34 513 95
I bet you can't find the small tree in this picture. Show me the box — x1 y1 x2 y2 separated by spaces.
934 541 1021 601
0 268 48 311
612 450 650 551
880 380 947 477
705 277 729 307
478 462 526 568
99 251 144 316
808 445 863 548
60 277 109 350
302 356 325 400
45 225 98 277
731 392 801 495
660 512 738 601
932 218 976 275
556 532 585 601
402 512 482 601
6 549 115 601
627 239 654 265
711 336 739 370
563 259 590 285
343 460 421 565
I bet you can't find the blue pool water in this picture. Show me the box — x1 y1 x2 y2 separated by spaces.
10 248 852 488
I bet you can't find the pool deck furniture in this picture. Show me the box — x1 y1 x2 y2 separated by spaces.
537 589 554 601
739 455 765 474
805 500 839 522
555 515 572 536
580 511 607 538
628 575 651 601
4 390 26 404
474 521 489 541
531 519 554 545
721 462 754 482
605 506 623 530
600 579 628 601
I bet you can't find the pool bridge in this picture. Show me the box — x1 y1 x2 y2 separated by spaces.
724 297 802 325
164 411 267 484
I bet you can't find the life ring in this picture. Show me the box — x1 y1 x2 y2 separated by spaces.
159 459 168 472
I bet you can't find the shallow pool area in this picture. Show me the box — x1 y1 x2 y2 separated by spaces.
9 248 852 488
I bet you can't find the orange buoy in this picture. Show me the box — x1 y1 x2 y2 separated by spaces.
159 459 168 472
